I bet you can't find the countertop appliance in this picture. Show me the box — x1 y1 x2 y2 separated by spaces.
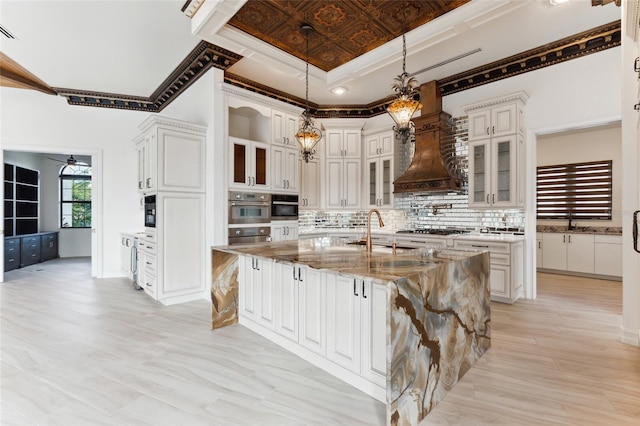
144 195 156 228
228 191 271 224
271 194 299 221
228 226 271 245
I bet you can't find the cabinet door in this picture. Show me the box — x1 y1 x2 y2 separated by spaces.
326 273 361 373
365 135 380 158
594 239 622 276
274 263 299 342
379 156 393 209
144 134 157 192
379 132 393 156
284 147 299 192
271 145 287 191
285 114 299 145
467 110 491 141
468 140 491 208
256 259 275 330
272 110 285 145
360 280 386 388
251 141 269 189
343 130 361 158
489 264 510 299
300 157 321 209
136 142 146 191
541 233 567 270
490 136 517 207
566 234 594 273
326 130 344 157
238 256 256 321
157 128 205 192
325 159 344 208
491 103 518 137
298 267 326 355
231 138 251 187
343 159 361 209
365 158 378 209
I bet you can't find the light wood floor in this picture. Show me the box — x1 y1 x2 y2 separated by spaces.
1 259 638 425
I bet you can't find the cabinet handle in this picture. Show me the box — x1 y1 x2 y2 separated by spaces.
471 244 489 248
492 194 496 204
138 181 143 189
256 260 260 271
568 235 571 243
486 194 490 204
362 281 367 299
146 178 151 188
563 235 566 243
492 125 495 134
298 268 303 282
293 267 297 281
538 241 541 249
146 283 152 287
486 127 490 135
146 261 152 265
353 279 359 296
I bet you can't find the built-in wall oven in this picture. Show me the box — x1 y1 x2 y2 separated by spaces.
144 195 156 228
228 226 271 245
228 191 271 224
271 194 299 220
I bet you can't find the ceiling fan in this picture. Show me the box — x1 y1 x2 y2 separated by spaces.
46 154 80 165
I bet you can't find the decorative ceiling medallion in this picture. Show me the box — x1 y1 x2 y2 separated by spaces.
314 4 347 27
349 28 377 48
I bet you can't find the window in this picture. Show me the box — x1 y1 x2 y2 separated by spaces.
60 164 92 228
536 160 612 220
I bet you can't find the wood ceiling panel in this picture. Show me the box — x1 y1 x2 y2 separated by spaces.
228 0 471 71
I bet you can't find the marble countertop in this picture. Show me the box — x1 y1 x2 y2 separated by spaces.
299 228 525 243
214 237 485 282
536 225 622 235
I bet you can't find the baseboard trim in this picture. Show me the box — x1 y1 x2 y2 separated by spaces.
537 268 622 282
620 327 640 346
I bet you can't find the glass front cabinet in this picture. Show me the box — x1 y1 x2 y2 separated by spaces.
365 156 393 209
468 136 519 209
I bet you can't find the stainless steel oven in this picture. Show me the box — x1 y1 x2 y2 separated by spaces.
228 226 271 245
228 191 271 224
271 194 299 220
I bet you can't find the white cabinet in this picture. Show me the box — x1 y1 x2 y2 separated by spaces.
541 233 595 274
467 102 522 141
272 110 299 146
300 155 321 209
468 135 521 209
365 155 393 209
274 262 298 342
326 274 386 387
271 221 299 242
325 158 361 209
135 115 206 194
454 238 524 304
325 129 362 159
239 255 275 329
594 235 622 277
365 131 393 157
137 231 156 299
464 92 527 210
298 266 325 355
229 137 270 190
271 145 299 192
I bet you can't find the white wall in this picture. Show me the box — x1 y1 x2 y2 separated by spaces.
537 123 622 228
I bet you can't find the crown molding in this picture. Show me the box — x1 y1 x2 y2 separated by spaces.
462 91 529 112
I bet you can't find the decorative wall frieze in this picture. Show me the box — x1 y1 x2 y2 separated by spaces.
55 41 242 112
438 20 621 96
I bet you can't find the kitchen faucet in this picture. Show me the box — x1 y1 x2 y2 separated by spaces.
568 213 575 231
366 209 385 252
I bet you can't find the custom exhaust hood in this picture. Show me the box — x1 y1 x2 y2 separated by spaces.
393 81 463 194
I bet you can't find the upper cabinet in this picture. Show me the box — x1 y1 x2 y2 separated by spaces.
230 137 270 190
464 92 528 210
325 128 362 159
364 129 394 210
271 144 299 193
135 115 207 195
272 110 299 147
300 148 321 210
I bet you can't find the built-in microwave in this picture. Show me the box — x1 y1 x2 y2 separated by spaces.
271 194 299 220
228 191 271 224
144 195 156 228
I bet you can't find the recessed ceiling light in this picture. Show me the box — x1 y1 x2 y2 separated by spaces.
331 86 348 95
549 0 570 5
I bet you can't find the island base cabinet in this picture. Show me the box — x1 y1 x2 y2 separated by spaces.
326 274 387 388
274 262 299 342
239 256 275 329
298 267 326 355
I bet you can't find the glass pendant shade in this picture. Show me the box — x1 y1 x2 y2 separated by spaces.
387 95 421 131
295 111 322 163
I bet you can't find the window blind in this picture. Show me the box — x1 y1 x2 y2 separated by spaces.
536 160 612 220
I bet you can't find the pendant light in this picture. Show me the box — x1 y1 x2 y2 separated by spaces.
386 12 422 144
295 24 322 163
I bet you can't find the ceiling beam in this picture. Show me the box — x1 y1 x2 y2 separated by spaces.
0 52 57 95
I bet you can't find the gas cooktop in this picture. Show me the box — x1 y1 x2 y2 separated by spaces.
396 229 469 236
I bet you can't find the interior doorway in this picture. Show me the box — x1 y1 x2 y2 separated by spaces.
1 147 102 282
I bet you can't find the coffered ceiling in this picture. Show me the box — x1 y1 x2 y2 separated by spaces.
227 0 471 72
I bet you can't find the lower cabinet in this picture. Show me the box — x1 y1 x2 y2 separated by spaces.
540 233 595 274
4 232 60 272
326 273 386 388
454 238 524 304
271 221 299 242
239 255 386 398
594 235 622 277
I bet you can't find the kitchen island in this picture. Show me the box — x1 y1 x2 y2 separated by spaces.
211 237 490 425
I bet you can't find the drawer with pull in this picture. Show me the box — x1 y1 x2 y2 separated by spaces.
144 254 157 276
454 240 510 253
